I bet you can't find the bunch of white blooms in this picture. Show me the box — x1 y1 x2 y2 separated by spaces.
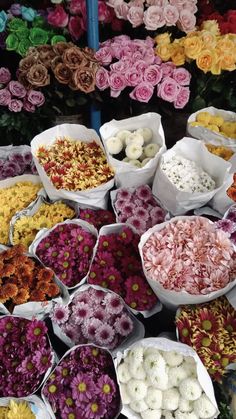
106 128 160 168
161 155 215 193
116 346 217 419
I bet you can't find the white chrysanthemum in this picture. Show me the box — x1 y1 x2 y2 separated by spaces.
117 362 132 383
182 360 197 378
144 347 162 357
106 136 123 154
128 347 144 366
129 363 146 380
162 388 180 411
179 378 202 401
168 365 189 387
147 371 169 391
119 384 131 405
126 379 148 401
179 397 193 413
136 128 153 143
141 409 162 419
130 399 148 413
193 394 217 419
116 129 132 143
144 143 160 158
162 410 174 419
175 410 199 419
144 387 162 410
129 159 142 168
144 353 166 375
162 351 183 367
125 143 143 159
184 356 196 365
125 132 144 147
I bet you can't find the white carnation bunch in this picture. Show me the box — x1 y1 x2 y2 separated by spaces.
106 128 161 168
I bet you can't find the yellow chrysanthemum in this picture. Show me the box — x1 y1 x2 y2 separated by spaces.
200 20 220 35
7 400 35 419
196 111 212 125
0 406 9 419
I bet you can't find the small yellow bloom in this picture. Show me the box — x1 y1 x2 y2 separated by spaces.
217 38 235 53
171 45 186 66
155 44 172 61
196 49 217 73
200 30 216 47
209 116 224 127
7 400 35 419
184 36 203 59
219 54 236 72
207 124 220 133
155 32 171 45
196 112 212 125
220 122 236 138
200 20 220 35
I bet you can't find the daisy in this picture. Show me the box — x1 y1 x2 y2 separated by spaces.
96 374 117 402
176 317 192 343
95 251 115 268
84 399 107 419
102 293 124 315
116 188 132 201
126 215 146 234
197 308 220 333
114 314 134 336
71 372 95 402
135 185 152 201
118 227 134 244
95 324 115 346
51 304 70 325
61 324 78 343
33 348 52 373
72 302 92 324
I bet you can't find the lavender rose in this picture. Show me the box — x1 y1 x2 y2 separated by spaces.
129 82 154 103
27 90 45 106
95 67 109 91
0 88 11 106
8 80 26 98
8 99 23 112
109 72 126 96
157 76 180 102
0 67 11 85
23 100 36 112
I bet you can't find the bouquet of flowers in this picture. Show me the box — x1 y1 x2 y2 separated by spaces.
0 316 54 397
0 177 42 245
51 284 144 351
79 208 116 230
112 185 166 235
197 2 236 35
95 35 191 109
107 0 197 33
140 216 236 307
116 337 218 419
0 145 37 180
42 344 121 418
88 224 159 313
176 296 236 382
33 220 97 288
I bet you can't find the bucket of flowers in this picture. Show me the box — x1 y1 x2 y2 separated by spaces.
42 344 122 419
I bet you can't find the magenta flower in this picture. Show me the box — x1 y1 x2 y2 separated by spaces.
225 206 236 223
102 293 123 315
96 374 116 402
135 184 152 200
116 188 132 201
50 304 70 325
26 320 48 344
133 206 149 221
122 203 135 218
115 198 126 211
95 324 115 346
81 318 103 340
114 314 134 336
71 372 95 402
72 302 93 324
215 219 236 235
84 399 107 418
126 215 146 234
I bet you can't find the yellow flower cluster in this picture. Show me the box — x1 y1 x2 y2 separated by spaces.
190 111 236 139
0 182 41 245
155 23 236 74
36 137 114 191
13 202 75 247
0 400 35 419
205 144 234 161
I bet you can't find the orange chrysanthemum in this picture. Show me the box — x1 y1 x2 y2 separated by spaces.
0 283 18 299
46 283 60 298
12 288 30 305
227 185 236 202
37 268 54 283
30 289 46 301
36 280 50 293
0 264 16 277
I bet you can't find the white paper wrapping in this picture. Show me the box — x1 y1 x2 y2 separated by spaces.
87 223 162 318
0 245 69 319
187 107 236 150
0 396 51 419
41 343 122 419
152 137 231 215
51 283 145 356
100 113 166 188
210 154 236 215
31 124 115 209
138 216 236 310
29 218 98 291
115 337 219 419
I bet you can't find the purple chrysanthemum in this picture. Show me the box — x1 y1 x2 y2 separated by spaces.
51 304 70 325
126 216 146 234
135 185 152 200
81 318 103 340
26 320 48 344
61 324 77 342
133 206 149 221
33 348 52 373
102 293 123 315
71 372 95 402
95 324 115 346
96 374 116 402
118 214 128 223
215 219 236 234
114 314 134 336
84 399 107 419
72 303 93 324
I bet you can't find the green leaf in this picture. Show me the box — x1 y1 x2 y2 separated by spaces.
211 80 224 93
191 96 206 112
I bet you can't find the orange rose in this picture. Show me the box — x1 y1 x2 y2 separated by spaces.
184 36 203 59
196 49 217 73
53 63 72 84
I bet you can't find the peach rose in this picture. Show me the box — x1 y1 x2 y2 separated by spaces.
26 64 50 87
184 36 203 59
196 49 217 73
171 45 185 66
219 54 236 71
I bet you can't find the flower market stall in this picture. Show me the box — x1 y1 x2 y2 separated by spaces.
0 0 236 418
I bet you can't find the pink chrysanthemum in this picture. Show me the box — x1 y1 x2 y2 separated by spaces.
93 308 109 322
71 372 95 402
61 324 77 342
225 206 236 223
84 399 107 419
72 302 93 324
96 374 117 402
133 206 149 221
118 227 134 244
81 318 102 340
126 215 146 234
150 206 166 222
95 251 115 268
115 198 126 212
73 291 90 305
26 320 48 344
102 293 124 315
231 231 236 246
122 203 135 218
215 219 236 235
116 188 132 201
114 314 134 336
95 323 115 346
33 348 52 373
50 304 70 325
135 185 152 200
118 214 128 223
88 265 104 284
88 288 106 303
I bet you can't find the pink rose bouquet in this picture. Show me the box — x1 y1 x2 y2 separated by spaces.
95 36 191 108
141 216 236 297
107 0 197 33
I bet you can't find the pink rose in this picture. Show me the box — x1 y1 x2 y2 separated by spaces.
178 9 196 32
157 77 180 102
172 68 191 86
8 81 26 98
98 1 112 23
160 62 175 76
145 36 155 47
182 1 197 13
47 5 69 28
114 3 129 19
69 0 85 14
8 99 23 112
0 88 11 106
154 56 162 65
146 0 168 5
133 60 148 73
110 59 131 73
143 47 155 64
23 100 36 113
95 47 113 65
107 0 123 8
113 35 131 43
125 69 143 86
0 67 11 85
27 90 45 106
131 0 145 6
109 72 126 94
96 67 110 90
130 82 154 103
127 6 144 27
163 4 179 26
143 65 163 85
169 0 185 10
174 86 190 109
143 6 165 30
68 16 84 40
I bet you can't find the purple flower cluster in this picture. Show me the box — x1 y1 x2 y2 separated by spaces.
36 223 97 288
0 67 45 113
79 208 116 231
114 185 166 235
0 316 53 397
215 205 236 246
42 345 121 419
0 149 37 180
51 287 134 349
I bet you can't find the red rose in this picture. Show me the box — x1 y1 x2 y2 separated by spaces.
226 9 236 26
68 16 84 40
219 21 231 34
208 12 224 23
47 5 69 28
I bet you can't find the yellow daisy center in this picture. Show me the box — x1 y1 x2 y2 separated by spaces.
78 382 86 392
91 403 98 413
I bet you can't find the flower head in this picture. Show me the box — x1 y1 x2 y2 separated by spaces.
51 304 70 324
95 323 115 346
71 372 95 402
114 314 134 336
102 293 124 315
